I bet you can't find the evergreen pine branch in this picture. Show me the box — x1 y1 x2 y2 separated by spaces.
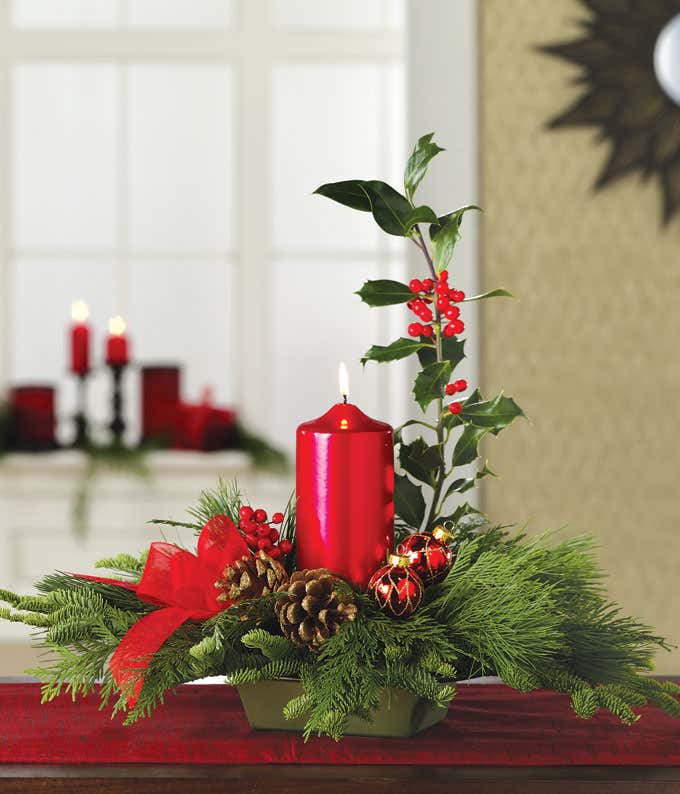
187 477 243 530
95 552 147 579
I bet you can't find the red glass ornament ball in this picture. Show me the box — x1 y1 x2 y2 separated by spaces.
367 555 424 618
396 531 454 586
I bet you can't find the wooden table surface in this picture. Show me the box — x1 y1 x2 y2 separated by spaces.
0 677 678 793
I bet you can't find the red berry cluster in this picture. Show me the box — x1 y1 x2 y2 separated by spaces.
446 379 467 414
407 269 465 339
238 506 293 560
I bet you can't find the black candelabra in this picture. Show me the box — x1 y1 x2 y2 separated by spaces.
72 372 89 449
109 364 127 444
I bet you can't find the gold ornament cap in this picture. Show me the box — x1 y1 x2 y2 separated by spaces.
432 525 454 543
388 553 411 568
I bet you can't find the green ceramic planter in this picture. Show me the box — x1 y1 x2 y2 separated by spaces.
236 678 450 738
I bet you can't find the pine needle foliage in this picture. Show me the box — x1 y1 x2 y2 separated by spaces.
1 527 677 739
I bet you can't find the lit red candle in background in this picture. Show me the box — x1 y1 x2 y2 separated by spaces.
70 301 90 376
296 363 394 588
106 316 129 366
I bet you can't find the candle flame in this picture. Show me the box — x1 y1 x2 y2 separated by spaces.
71 300 89 323
338 362 349 401
109 316 126 336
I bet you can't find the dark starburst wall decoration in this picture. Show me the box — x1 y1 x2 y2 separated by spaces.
541 0 680 224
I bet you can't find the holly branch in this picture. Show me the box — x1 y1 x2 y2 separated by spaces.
315 133 522 532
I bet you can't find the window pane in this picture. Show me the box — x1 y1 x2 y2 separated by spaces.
127 65 234 252
127 259 235 405
274 0 404 28
12 0 119 27
126 0 233 27
12 64 118 251
270 258 384 453
272 65 383 251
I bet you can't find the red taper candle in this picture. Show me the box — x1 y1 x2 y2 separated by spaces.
296 363 394 588
106 316 129 366
70 300 90 376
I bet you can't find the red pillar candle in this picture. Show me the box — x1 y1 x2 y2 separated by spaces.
296 364 394 588
70 301 90 376
106 316 129 366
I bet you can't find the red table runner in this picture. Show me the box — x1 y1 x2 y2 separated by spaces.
0 683 678 766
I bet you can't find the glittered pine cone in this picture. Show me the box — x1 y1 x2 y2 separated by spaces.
216 550 289 602
274 568 357 652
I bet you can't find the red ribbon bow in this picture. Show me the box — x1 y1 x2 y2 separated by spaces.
77 514 248 706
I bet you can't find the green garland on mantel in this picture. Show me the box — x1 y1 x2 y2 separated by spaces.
0 133 678 740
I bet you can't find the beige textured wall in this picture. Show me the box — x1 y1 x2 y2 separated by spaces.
480 0 680 673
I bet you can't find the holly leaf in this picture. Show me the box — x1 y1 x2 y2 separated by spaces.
451 425 488 468
429 205 481 270
394 473 426 528
462 288 514 302
404 132 445 202
360 181 438 236
417 336 465 370
394 419 431 446
442 462 496 500
399 438 443 486
461 393 524 434
315 179 437 237
313 180 372 212
428 502 488 533
413 360 452 412
356 279 413 307
361 337 432 365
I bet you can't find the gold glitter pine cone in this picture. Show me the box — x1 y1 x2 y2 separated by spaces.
274 568 357 652
217 550 289 602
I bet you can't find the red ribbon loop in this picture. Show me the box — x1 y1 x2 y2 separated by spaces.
75 514 248 706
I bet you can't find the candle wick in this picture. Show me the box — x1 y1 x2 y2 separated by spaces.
342 395 348 404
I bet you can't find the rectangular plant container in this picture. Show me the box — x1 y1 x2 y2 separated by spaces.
236 678 450 738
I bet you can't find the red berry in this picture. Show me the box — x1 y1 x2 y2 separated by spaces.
240 519 256 534
422 296 433 304
244 533 258 548
422 278 434 292
254 508 267 522
412 299 425 312
257 538 273 551
238 518 249 530
406 300 415 311
445 383 456 395
443 324 457 338
451 290 465 302
439 269 449 281
420 308 433 322
436 297 450 311
421 325 434 338
408 322 424 337
409 278 424 293
435 281 449 295
449 402 462 414
269 527 280 543
268 546 281 560
445 306 460 320
450 319 465 334
256 524 271 538
272 512 284 524
279 539 293 554
454 379 468 392
239 506 254 520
